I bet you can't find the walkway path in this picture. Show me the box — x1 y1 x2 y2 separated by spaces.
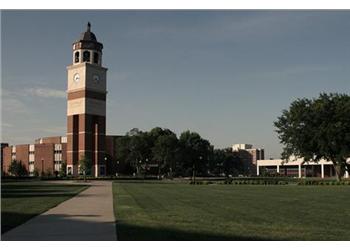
2 181 117 241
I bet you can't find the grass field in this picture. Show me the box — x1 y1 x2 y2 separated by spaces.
1 181 87 234
113 182 350 240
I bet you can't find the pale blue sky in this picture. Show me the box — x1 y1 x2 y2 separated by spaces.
1 10 350 158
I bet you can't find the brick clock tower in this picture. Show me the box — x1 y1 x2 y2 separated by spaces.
66 23 107 177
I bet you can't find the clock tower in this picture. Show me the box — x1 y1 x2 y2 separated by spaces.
66 23 107 177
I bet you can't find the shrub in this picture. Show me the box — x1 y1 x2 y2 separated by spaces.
8 160 28 177
32 169 39 177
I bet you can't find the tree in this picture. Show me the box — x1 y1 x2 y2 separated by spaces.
59 162 67 177
152 133 178 178
8 160 28 177
274 93 350 181
178 130 213 179
128 132 150 175
223 151 244 177
211 149 244 177
79 155 92 182
211 148 228 176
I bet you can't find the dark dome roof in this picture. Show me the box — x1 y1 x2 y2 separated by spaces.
78 22 97 42
80 31 97 41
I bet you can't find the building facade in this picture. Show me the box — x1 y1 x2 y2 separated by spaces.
2 135 121 176
257 158 350 179
2 137 67 176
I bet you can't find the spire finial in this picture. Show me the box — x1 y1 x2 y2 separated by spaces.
87 22 91 31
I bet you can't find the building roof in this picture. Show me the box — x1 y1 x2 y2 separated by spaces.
73 22 103 51
79 22 97 42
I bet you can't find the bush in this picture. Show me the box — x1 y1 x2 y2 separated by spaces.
8 160 28 177
32 169 39 177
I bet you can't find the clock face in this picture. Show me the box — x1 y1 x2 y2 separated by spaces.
73 73 80 83
93 74 100 84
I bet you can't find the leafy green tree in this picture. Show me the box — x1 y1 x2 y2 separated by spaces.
223 151 244 177
178 130 213 178
152 133 178 178
79 155 92 182
211 148 244 177
128 132 150 175
59 162 67 177
8 160 28 177
211 148 229 175
274 93 350 181
115 135 132 173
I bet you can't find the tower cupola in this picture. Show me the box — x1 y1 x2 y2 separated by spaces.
72 22 103 65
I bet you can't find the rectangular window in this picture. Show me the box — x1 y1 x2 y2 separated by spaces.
93 52 99 64
83 51 90 62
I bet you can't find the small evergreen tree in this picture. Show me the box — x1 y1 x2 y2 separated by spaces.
59 162 67 177
79 155 92 182
8 160 28 177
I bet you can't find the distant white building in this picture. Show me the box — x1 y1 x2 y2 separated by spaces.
257 157 349 179
232 144 253 151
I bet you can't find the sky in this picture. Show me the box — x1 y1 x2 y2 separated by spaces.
1 10 350 158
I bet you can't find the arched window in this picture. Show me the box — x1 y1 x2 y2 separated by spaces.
83 51 90 62
74 51 80 63
93 52 99 64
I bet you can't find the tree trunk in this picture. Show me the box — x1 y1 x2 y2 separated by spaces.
332 160 345 182
158 165 161 180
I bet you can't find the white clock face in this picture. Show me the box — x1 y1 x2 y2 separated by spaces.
73 73 80 83
93 74 100 84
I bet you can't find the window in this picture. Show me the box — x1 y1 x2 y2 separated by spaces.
83 51 90 62
93 52 99 64
74 51 80 63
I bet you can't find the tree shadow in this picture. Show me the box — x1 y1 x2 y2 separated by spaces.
115 222 287 241
1 184 88 198
1 211 287 241
1 212 37 234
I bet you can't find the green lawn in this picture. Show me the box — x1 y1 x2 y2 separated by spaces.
1 181 88 234
113 182 350 240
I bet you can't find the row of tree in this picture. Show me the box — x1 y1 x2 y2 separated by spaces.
114 127 247 178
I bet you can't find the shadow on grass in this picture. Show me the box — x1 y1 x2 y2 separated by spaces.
2 192 85 198
1 212 37 234
1 184 88 198
1 184 83 189
2 211 279 241
115 222 283 241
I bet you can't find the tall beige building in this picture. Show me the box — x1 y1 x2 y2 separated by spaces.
66 23 108 177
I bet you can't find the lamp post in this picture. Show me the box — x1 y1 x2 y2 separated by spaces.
104 156 107 176
144 158 149 179
41 158 44 177
116 160 119 177
192 163 196 184
193 156 203 184
138 159 142 176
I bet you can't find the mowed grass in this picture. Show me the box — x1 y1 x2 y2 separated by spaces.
113 182 350 240
1 181 88 234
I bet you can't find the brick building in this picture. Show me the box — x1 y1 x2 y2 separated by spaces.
2 135 120 176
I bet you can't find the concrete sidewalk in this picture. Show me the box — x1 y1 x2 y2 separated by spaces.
2 181 117 241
